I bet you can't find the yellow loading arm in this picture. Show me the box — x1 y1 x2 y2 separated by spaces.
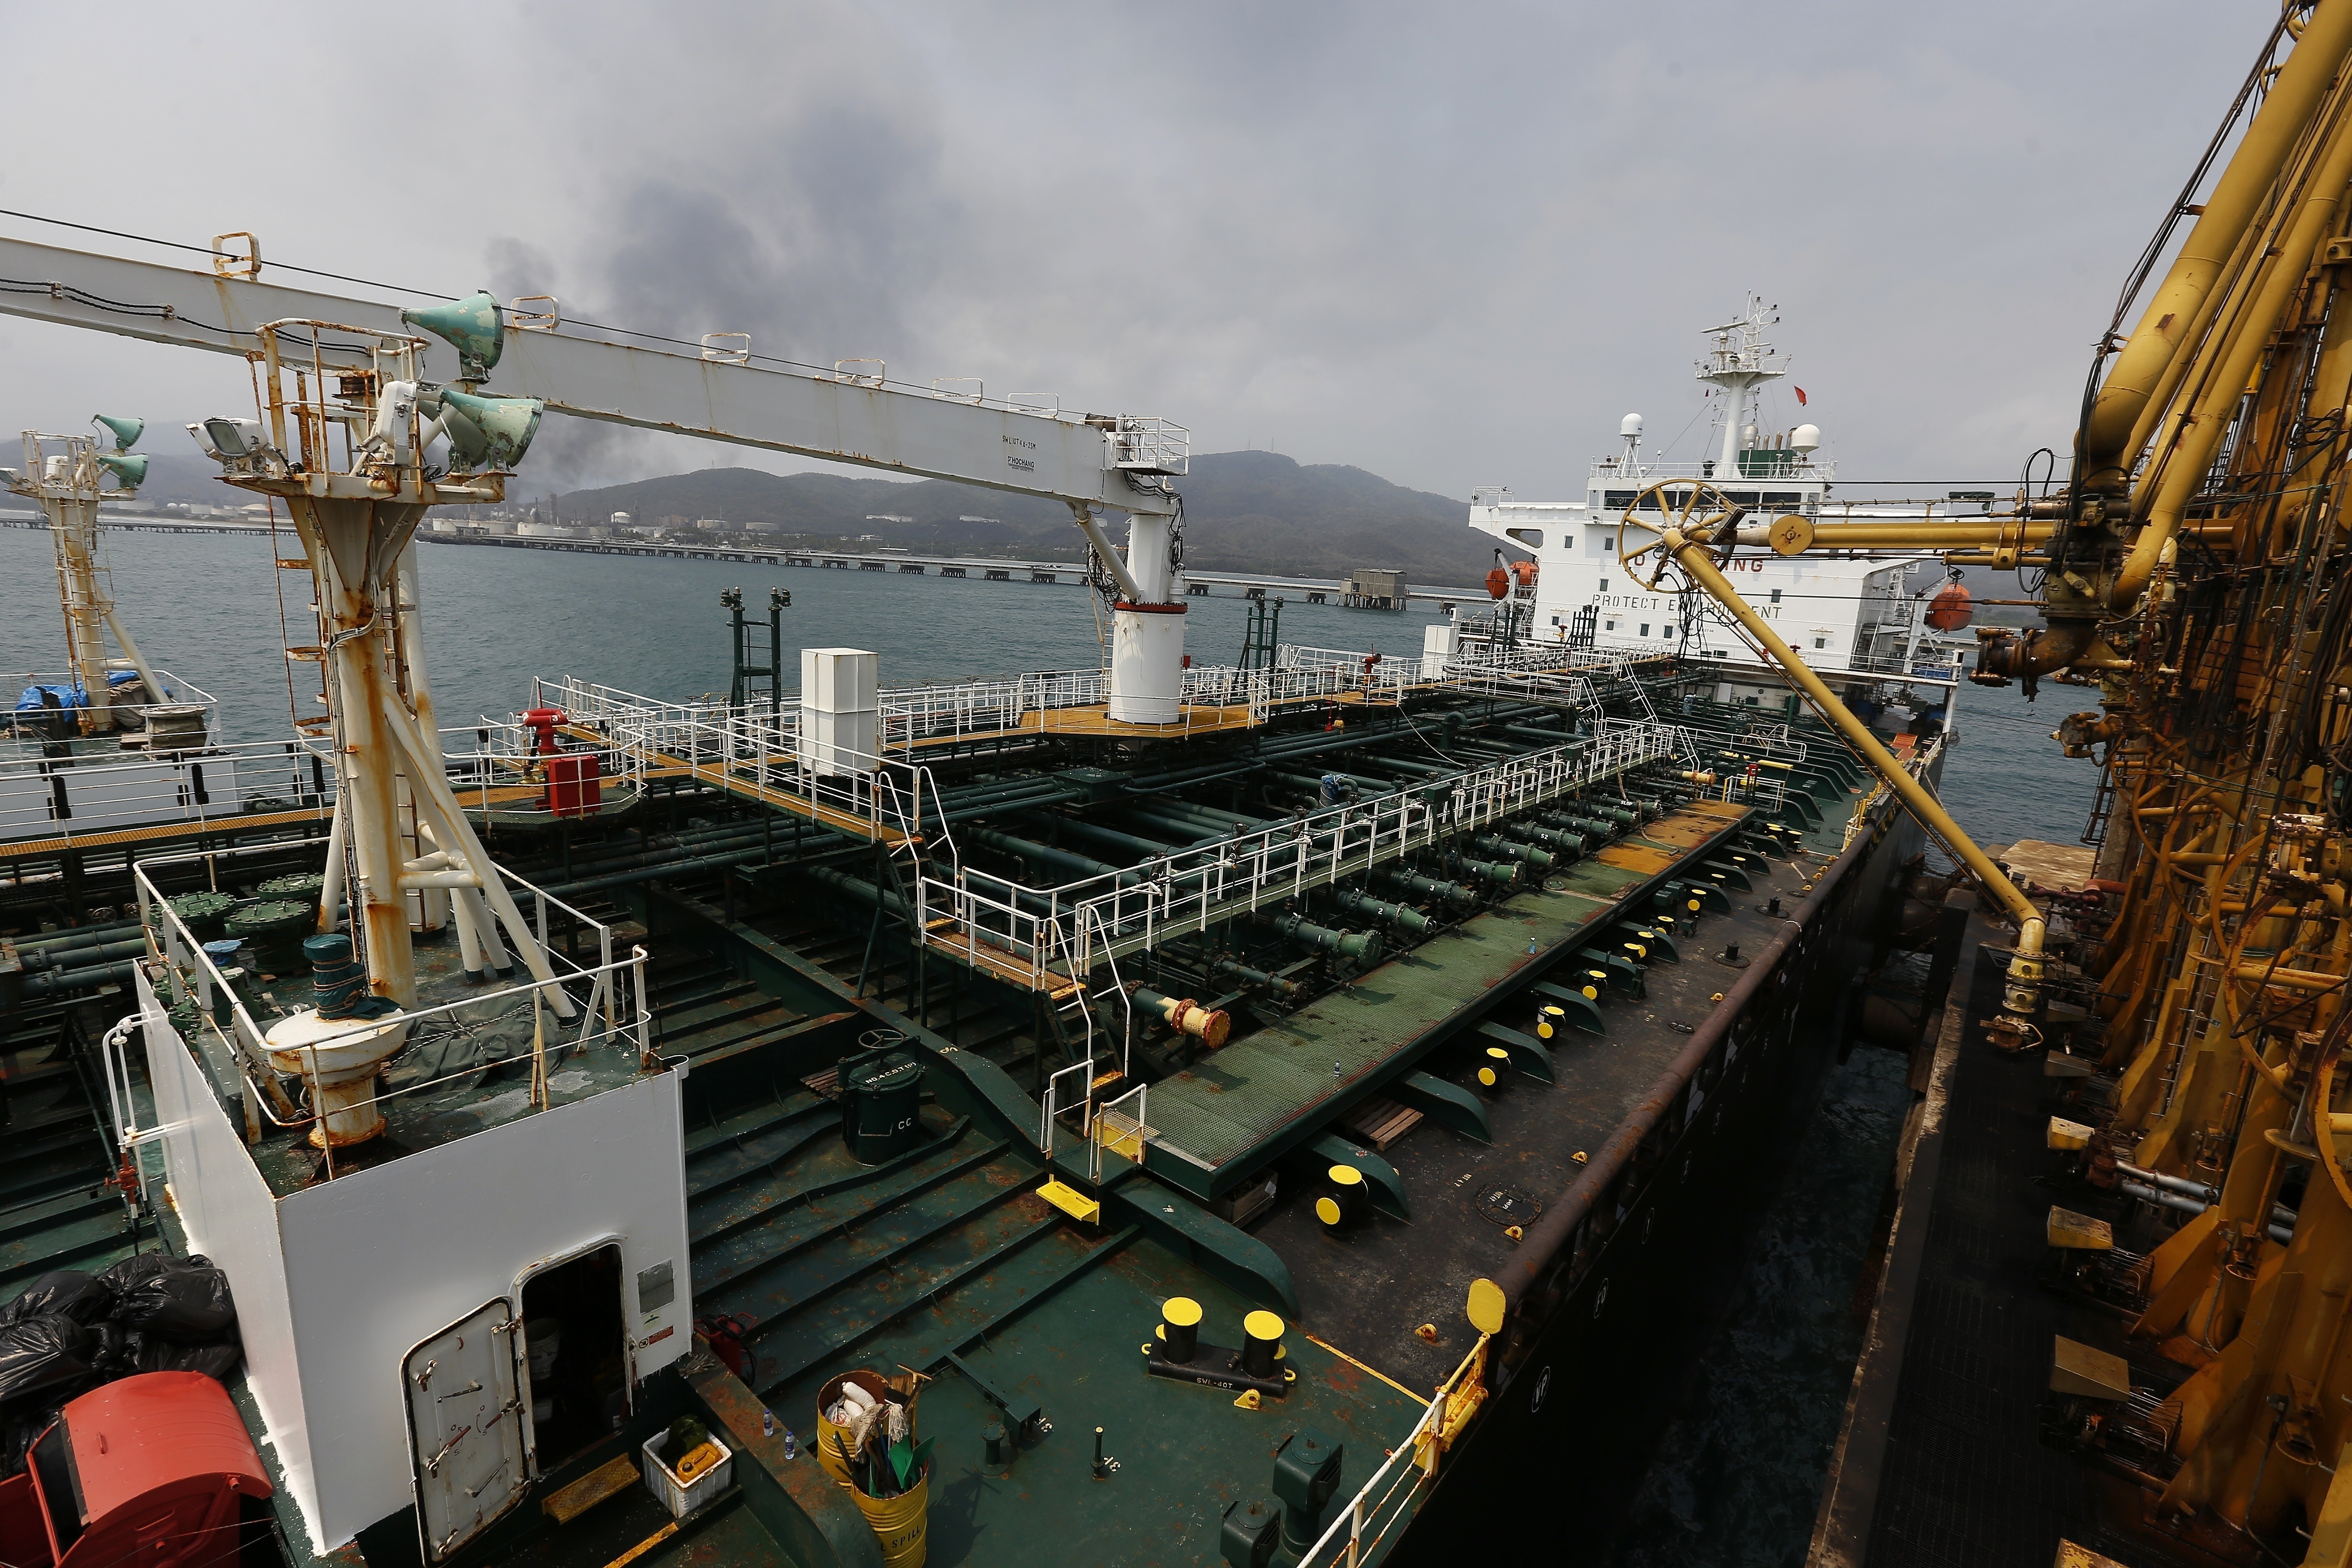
1709 2 2352 1553
1617 487 2047 1042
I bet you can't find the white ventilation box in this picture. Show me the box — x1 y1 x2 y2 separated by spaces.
799 648 879 775
1421 619 1458 678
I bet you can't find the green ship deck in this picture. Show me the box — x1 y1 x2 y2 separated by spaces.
0 680 1909 1568
1142 802 1746 1192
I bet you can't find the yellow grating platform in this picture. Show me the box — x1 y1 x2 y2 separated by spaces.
921 924 1063 989
1037 1178 1101 1225
1094 1112 1151 1162
2 803 330 861
898 688 1405 751
643 747 915 847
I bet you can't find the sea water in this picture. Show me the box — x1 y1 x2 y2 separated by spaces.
0 524 1429 738
0 522 2096 1564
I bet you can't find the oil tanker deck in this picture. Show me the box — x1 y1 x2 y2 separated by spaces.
0 248 1965 1568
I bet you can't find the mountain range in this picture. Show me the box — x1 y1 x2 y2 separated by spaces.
529 450 1512 584
116 448 1516 586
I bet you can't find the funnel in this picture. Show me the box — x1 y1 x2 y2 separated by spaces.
90 413 144 450
401 291 504 380
438 387 545 471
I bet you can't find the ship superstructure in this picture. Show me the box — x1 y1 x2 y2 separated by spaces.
1463 303 1974 754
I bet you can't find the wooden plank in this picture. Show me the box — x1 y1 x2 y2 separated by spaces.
1997 838 2098 894
1335 1095 1423 1151
542 1453 639 1524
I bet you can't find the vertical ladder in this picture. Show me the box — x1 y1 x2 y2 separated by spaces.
2080 760 2119 848
271 506 334 740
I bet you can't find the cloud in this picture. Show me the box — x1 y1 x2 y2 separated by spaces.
0 0 2270 504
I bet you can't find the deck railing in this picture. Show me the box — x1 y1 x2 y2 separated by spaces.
913 720 1681 977
0 734 335 850
134 836 650 1179
543 675 936 851
1292 1335 1494 1566
443 713 648 823
544 658 1684 982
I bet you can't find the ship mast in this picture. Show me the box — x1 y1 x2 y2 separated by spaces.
185 302 570 1015
8 418 164 734
1695 296 1786 481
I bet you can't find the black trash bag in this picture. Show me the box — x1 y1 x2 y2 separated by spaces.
0 1270 115 1328
98 1253 236 1342
0 1397 71 1479
88 1322 138 1379
135 1335 242 1383
0 1314 96 1406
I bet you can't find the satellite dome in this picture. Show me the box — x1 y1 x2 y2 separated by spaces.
1791 423 1822 453
1620 413 1644 437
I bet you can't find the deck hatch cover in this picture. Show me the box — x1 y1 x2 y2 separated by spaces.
403 1297 532 1562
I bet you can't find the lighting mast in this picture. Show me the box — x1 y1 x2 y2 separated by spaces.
187 296 570 1014
6 416 164 734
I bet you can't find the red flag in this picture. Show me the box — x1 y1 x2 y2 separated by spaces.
1795 386 1809 405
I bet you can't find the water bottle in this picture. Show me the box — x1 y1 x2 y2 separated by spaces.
761 1408 775 1439
782 1428 798 1460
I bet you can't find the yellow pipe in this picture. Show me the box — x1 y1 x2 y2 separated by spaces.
1659 524 2046 1020
2306 234 2352 421
1795 521 2058 548
2114 80 2352 607
2229 964 2349 992
1751 518 2248 559
2119 212 2269 473
2081 0 2352 481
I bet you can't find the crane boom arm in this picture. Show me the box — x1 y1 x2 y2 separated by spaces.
0 233 1176 516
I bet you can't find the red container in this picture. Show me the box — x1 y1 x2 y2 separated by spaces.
0 1371 270 1568
545 752 602 817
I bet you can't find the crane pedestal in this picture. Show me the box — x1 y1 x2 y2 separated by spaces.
258 481 568 1016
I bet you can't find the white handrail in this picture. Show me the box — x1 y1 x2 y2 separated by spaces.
133 836 653 1177
1292 1336 1491 1566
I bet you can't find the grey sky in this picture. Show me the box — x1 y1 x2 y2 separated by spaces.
0 1 2255 503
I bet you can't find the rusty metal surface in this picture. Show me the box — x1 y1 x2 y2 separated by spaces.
1253 805 1828 1394
1494 819 1883 1318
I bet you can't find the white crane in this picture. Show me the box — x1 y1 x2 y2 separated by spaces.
0 230 1195 1008
6 415 167 735
0 233 1195 719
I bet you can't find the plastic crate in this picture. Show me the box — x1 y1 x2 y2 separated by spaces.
640 1430 733 1519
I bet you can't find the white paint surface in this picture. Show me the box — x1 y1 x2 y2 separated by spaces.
137 970 318 1546
137 968 693 1556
